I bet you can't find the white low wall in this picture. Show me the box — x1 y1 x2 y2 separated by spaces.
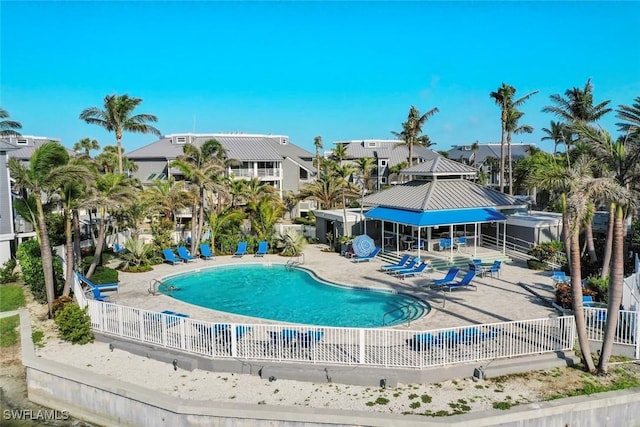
12 309 640 427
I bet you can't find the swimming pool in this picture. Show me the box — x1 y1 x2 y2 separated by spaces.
161 264 429 327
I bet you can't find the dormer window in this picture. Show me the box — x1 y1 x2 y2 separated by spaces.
16 138 28 145
366 141 377 148
175 136 187 144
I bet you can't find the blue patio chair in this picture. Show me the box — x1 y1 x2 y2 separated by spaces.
113 243 125 254
439 238 453 251
162 248 184 265
255 241 268 257
488 260 502 279
234 241 248 257
351 247 381 263
379 254 412 271
199 243 215 260
582 296 595 307
429 267 460 288
552 270 569 285
455 237 467 250
161 310 189 327
177 246 196 262
76 272 119 293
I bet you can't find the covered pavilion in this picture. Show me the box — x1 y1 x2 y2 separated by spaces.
362 156 526 261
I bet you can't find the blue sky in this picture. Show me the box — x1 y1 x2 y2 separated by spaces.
2 1 639 155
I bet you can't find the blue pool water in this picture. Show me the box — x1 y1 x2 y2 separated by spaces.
162 264 429 327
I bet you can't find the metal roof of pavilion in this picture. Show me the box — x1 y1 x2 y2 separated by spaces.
361 178 525 211
401 156 479 177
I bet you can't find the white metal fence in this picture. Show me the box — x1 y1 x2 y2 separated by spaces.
85 299 577 369
584 307 640 359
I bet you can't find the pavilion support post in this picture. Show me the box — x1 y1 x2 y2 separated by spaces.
417 227 421 258
502 221 507 255
381 220 385 253
474 222 478 258
449 224 454 262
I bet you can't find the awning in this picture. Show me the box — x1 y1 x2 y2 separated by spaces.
364 207 506 227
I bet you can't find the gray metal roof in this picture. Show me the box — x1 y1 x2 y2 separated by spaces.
447 143 536 165
337 140 438 168
401 156 479 177
0 140 20 151
4 138 75 160
362 179 525 211
127 133 315 172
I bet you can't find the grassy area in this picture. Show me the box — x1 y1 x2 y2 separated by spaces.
0 314 20 347
0 284 26 312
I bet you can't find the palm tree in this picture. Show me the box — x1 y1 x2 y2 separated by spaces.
470 141 480 167
330 143 349 163
206 209 245 252
0 108 22 136
171 139 228 253
299 175 344 210
73 137 100 156
615 96 640 140
8 142 90 316
504 109 534 195
392 105 439 168
490 83 538 193
59 163 93 296
313 135 323 177
80 94 161 175
355 157 376 192
275 228 307 256
541 121 570 157
84 173 138 278
247 197 284 241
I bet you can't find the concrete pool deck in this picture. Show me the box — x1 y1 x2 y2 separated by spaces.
104 245 560 330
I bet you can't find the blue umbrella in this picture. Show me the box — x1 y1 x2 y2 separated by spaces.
352 234 375 257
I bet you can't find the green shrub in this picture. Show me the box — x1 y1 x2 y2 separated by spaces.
16 239 63 303
293 217 315 226
529 241 565 266
55 303 94 344
585 276 609 303
52 295 74 318
89 267 119 284
0 285 26 311
0 258 20 284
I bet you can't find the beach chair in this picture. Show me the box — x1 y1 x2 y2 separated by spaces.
255 241 268 257
177 246 196 262
89 286 111 302
162 248 184 265
407 333 440 351
439 270 477 292
113 243 125 254
234 241 248 257
395 260 432 279
351 247 381 263
379 254 411 271
383 257 419 273
552 271 569 285
76 272 119 294
199 243 215 260
428 267 460 288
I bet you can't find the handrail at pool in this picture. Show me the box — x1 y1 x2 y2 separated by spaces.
382 304 415 327
85 299 590 370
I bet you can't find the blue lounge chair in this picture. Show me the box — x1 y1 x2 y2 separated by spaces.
429 267 460 288
351 247 381 263
89 286 111 302
407 333 440 351
255 241 268 257
380 254 411 271
161 310 189 326
298 330 324 348
162 248 184 265
199 243 215 260
77 272 119 293
234 241 248 257
113 243 125 254
177 246 196 262
439 270 477 292
384 257 419 273
552 270 569 285
395 260 432 278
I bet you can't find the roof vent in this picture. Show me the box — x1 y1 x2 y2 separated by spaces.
279 137 288 144
365 141 377 148
174 136 188 144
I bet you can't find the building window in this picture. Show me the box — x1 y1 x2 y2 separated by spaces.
300 168 308 180
175 136 187 144
16 138 28 145
366 141 377 148
380 159 388 167
380 177 387 184
147 173 157 180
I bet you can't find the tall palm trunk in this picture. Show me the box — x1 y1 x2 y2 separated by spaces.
584 221 598 263
499 114 506 193
190 202 198 252
507 132 513 195
600 202 615 279
86 210 107 278
35 198 55 318
63 207 74 296
570 223 596 372
341 190 348 238
598 204 625 374
73 210 82 266
195 190 206 254
116 134 124 175
560 194 572 266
